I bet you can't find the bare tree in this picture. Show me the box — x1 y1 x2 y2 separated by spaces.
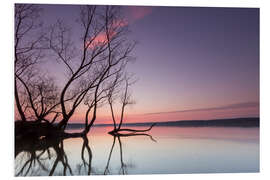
15 4 136 140
14 4 65 126
48 5 135 135
107 75 156 136
15 4 46 122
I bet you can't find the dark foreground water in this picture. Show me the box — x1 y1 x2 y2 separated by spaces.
15 126 259 176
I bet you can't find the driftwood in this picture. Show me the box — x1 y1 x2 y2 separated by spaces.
108 123 156 137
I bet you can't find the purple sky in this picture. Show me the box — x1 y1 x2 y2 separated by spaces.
35 4 259 123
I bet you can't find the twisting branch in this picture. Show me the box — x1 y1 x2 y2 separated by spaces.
114 123 156 133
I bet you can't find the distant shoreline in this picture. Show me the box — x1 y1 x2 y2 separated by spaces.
66 117 259 129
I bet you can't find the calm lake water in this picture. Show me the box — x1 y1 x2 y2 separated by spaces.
15 126 259 176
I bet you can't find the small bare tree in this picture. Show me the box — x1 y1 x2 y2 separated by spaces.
107 75 156 136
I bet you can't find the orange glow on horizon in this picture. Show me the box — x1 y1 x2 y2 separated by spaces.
68 105 259 124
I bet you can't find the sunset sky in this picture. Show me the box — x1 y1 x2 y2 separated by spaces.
36 4 259 124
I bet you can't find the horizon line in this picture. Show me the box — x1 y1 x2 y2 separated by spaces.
67 116 260 125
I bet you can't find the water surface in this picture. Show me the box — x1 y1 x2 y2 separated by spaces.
15 126 259 176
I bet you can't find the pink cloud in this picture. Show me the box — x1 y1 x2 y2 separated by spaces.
85 6 153 49
85 19 128 49
85 31 112 49
127 6 153 22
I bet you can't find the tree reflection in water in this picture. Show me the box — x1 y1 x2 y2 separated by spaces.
104 133 156 175
15 133 156 176
15 135 92 176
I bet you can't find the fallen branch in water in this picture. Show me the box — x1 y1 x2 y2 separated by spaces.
113 123 156 133
113 132 157 142
108 123 156 142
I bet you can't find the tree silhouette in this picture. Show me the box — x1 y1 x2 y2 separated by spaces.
15 4 135 139
15 4 47 122
107 75 156 136
14 4 156 176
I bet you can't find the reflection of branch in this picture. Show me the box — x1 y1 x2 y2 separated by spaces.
104 136 127 175
49 141 73 176
104 136 116 175
16 152 35 176
16 130 156 176
16 135 75 176
117 136 126 174
81 136 92 175
49 155 59 176
114 133 157 143
104 132 156 175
